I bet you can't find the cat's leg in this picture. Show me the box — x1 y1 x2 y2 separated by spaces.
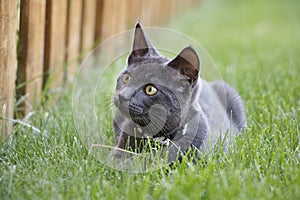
111 129 145 159
109 132 134 170
110 131 131 158
110 132 149 170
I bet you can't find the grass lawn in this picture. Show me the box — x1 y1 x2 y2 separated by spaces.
1 0 299 199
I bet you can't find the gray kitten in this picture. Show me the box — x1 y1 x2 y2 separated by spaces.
112 22 246 163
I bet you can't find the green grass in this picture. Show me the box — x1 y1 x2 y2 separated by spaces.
1 0 299 199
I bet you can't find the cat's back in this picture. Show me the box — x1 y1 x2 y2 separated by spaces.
192 79 246 153
208 80 246 132
203 81 246 132
197 79 246 133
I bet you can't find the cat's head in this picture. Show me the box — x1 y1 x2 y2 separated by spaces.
114 22 201 137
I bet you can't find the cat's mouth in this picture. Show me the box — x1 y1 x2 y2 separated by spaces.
116 100 182 138
129 104 151 127
115 100 151 126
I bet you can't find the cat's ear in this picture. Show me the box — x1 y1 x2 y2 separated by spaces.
128 21 158 65
167 46 200 85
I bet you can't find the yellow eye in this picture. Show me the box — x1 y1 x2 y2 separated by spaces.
122 73 131 84
145 85 157 96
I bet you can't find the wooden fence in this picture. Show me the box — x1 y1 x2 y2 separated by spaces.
0 0 199 139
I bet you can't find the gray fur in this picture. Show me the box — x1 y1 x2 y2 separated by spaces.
112 22 246 162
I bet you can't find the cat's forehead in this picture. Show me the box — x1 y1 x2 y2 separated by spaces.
119 62 190 91
127 56 169 69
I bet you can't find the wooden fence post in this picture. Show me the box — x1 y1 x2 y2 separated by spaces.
17 0 46 117
127 0 142 27
101 0 126 40
94 0 104 42
0 0 18 139
65 0 83 82
80 0 97 52
43 0 67 92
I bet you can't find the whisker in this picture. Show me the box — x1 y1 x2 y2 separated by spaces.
97 101 115 115
98 92 116 96
91 144 152 160
147 113 169 135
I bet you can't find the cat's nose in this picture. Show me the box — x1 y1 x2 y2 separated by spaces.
118 93 129 104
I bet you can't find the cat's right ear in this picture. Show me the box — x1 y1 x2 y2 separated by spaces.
167 46 200 85
127 22 157 65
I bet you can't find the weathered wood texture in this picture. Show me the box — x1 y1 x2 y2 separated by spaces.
101 0 127 40
80 0 97 52
43 0 68 89
17 0 46 117
94 0 104 42
0 0 18 140
66 0 83 82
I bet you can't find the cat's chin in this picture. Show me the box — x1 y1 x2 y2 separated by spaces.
130 116 151 127
117 107 150 127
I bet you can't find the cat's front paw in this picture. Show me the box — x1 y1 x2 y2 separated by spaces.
109 148 134 170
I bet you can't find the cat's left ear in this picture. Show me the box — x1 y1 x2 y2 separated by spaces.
167 46 200 85
128 21 159 65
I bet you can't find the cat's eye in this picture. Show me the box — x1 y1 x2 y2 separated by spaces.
145 85 157 96
122 73 131 84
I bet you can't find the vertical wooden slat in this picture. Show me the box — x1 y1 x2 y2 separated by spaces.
0 0 18 139
162 0 172 25
66 0 82 82
17 0 46 117
94 0 104 42
140 1 150 26
44 0 68 90
101 0 127 40
113 0 127 34
100 0 113 40
169 0 176 22
127 0 142 28
98 0 128 61
139 0 171 27
151 0 162 25
80 0 97 52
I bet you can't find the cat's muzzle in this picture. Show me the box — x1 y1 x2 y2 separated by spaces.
128 103 151 127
